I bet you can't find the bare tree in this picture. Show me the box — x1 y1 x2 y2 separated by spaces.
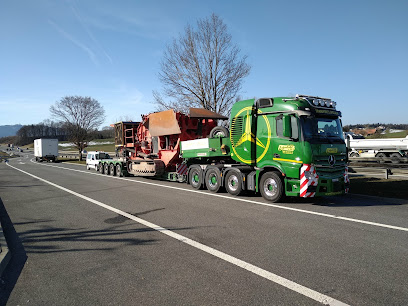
50 96 105 160
153 13 251 116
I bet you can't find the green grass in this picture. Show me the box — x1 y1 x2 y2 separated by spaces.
350 177 408 200
58 158 86 165
59 138 115 152
367 130 408 139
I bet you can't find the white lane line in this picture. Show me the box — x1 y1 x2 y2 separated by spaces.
7 162 348 306
26 159 408 233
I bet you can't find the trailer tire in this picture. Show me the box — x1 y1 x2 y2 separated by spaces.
205 167 222 193
110 163 116 176
116 164 122 177
376 152 387 164
104 163 109 175
259 171 285 203
209 126 229 138
390 153 401 164
225 170 243 196
189 166 203 190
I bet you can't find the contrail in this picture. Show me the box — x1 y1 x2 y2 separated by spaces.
70 1 113 64
48 19 99 66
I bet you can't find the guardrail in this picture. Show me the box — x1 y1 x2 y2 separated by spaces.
349 156 408 164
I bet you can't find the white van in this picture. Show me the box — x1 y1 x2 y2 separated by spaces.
86 151 111 170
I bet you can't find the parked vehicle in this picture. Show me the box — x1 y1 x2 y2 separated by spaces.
34 138 58 162
94 95 349 202
86 151 111 170
345 135 408 163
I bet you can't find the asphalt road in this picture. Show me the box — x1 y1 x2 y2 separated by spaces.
1 149 408 305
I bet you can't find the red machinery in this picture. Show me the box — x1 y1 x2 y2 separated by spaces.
114 108 226 176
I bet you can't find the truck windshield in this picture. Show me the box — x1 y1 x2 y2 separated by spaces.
301 117 344 143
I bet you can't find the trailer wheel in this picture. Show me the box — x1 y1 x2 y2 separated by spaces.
104 163 109 175
116 164 122 177
225 170 243 196
205 168 222 192
209 126 229 138
390 153 401 164
376 152 387 164
189 166 203 190
110 163 116 176
259 172 285 202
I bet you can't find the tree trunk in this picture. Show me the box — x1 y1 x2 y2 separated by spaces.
79 149 82 161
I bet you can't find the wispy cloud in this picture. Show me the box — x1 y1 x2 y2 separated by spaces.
48 19 99 66
69 1 113 64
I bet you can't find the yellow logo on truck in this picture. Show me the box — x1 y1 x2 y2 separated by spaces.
278 145 295 154
231 106 271 164
326 148 338 154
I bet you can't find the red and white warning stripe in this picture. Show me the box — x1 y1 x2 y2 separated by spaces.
300 164 319 198
176 163 188 175
344 166 349 193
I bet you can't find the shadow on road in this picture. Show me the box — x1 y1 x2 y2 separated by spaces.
0 197 28 305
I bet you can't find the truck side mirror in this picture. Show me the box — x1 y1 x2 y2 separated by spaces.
283 115 292 138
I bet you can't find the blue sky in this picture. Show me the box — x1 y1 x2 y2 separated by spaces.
0 0 407 127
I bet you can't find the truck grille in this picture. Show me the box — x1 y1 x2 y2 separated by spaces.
230 116 243 146
314 155 347 176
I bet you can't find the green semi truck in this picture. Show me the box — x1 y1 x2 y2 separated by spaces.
94 94 349 202
181 94 349 202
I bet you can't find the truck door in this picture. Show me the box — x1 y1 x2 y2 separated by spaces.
272 114 303 178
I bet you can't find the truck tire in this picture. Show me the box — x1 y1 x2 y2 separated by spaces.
375 152 387 164
259 172 285 202
205 167 222 193
100 163 105 174
209 126 229 138
390 153 401 164
116 164 122 177
110 163 116 176
189 166 203 190
104 163 109 175
225 170 243 196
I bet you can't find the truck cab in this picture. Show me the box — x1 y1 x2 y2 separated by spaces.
86 151 111 170
228 95 348 200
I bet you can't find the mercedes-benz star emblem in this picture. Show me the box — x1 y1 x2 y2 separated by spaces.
328 155 336 166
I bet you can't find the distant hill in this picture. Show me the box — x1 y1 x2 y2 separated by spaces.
0 124 22 137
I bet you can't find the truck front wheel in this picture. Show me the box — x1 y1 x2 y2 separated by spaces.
99 163 105 174
259 172 285 202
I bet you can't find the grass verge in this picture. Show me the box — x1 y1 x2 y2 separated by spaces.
350 177 408 200
58 158 86 165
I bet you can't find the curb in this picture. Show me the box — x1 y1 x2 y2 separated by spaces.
0 222 11 277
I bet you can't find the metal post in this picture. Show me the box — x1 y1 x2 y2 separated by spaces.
385 168 392 179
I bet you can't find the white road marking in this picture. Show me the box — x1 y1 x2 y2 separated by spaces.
26 159 408 233
7 162 348 305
